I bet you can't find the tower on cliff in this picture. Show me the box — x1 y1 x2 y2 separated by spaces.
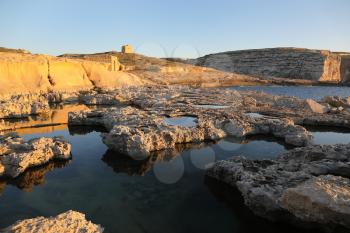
122 44 134 54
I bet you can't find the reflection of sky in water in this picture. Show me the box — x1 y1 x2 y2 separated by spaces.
0 130 306 233
310 131 350 145
164 116 197 127
192 104 229 109
229 86 350 101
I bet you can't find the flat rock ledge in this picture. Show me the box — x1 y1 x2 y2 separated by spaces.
1 210 104 233
206 144 350 232
69 105 311 158
0 133 71 178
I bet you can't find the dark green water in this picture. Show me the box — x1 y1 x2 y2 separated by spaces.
0 127 311 233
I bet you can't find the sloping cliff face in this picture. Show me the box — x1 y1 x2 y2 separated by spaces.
189 48 350 83
0 52 145 95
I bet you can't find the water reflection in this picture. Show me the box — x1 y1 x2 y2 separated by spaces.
228 85 350 101
306 126 350 145
0 160 70 194
1 104 89 134
164 116 198 127
0 127 293 233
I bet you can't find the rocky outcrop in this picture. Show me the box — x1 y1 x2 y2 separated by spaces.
280 175 350 228
189 48 350 83
68 87 316 157
0 133 71 178
206 144 350 232
2 210 104 233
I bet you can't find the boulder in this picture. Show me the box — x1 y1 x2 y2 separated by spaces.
305 99 329 114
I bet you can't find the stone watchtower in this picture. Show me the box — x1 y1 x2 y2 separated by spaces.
122 44 134 54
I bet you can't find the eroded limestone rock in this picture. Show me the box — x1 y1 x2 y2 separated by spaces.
0 94 49 119
0 133 71 178
2 210 104 233
281 175 350 228
206 143 350 232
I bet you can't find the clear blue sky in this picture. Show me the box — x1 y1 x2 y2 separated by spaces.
1 0 349 58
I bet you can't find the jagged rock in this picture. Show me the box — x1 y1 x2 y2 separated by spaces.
206 143 350 232
0 94 50 118
78 92 123 105
2 210 104 233
280 175 350 228
68 87 316 157
102 120 225 158
0 133 71 178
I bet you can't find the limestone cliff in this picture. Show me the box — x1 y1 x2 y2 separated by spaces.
0 52 145 95
188 48 350 83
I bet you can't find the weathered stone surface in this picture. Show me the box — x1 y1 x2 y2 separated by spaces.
0 94 49 119
0 133 71 178
69 87 315 157
2 210 104 233
280 175 350 228
206 143 350 231
102 119 225 158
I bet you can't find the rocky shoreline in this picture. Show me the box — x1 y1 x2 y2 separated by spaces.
206 144 350 232
0 85 350 232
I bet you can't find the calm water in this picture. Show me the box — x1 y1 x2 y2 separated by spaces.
228 86 350 100
0 126 310 233
1 86 349 232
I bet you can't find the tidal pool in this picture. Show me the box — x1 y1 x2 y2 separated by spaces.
164 116 198 127
0 126 310 233
228 85 350 101
307 126 350 145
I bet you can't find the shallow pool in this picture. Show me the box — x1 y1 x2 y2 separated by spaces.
228 86 350 101
0 127 308 233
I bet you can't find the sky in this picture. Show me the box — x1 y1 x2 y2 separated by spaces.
0 0 349 58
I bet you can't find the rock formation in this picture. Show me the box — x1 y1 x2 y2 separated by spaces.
2 210 104 233
188 48 350 83
0 52 145 96
68 86 321 158
0 133 71 178
206 144 350 232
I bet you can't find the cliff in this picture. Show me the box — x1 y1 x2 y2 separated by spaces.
188 48 350 83
0 52 145 95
